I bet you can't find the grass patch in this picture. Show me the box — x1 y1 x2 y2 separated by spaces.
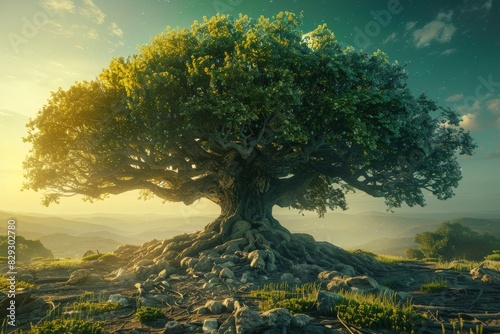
22 318 106 334
421 281 448 293
249 282 320 313
0 275 35 291
70 291 121 315
333 290 424 333
31 257 83 270
485 254 500 261
375 254 416 264
136 306 165 322
82 253 118 262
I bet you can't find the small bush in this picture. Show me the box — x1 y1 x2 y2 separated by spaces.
25 318 105 334
333 290 424 332
136 306 165 322
421 281 447 293
82 253 117 262
73 301 121 315
485 253 500 261
0 276 35 291
249 282 320 313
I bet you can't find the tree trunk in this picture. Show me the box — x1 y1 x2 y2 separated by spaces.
203 168 285 237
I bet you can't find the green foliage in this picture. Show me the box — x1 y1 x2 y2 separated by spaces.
406 248 424 260
412 221 500 261
333 290 424 332
420 281 448 293
0 235 53 261
71 291 121 315
23 12 476 218
0 275 35 291
485 250 500 261
72 301 121 315
23 319 105 334
31 257 83 270
249 282 320 313
82 253 117 262
136 306 165 322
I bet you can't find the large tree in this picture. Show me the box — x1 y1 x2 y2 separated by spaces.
24 13 475 266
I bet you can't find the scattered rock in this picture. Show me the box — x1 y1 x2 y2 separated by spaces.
220 267 236 280
82 250 96 257
471 266 500 284
108 294 129 306
218 315 236 334
327 275 392 295
202 318 219 333
223 298 236 313
66 269 90 285
163 320 183 334
291 264 325 281
316 291 343 315
262 308 293 328
291 313 311 328
205 300 224 314
235 305 264 334
230 220 253 238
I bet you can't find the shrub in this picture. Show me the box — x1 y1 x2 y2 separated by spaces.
136 306 165 322
249 282 320 313
25 319 105 334
421 281 447 293
413 221 500 261
333 290 424 332
0 276 35 291
72 301 121 315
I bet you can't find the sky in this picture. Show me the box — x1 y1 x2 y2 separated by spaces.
0 0 499 217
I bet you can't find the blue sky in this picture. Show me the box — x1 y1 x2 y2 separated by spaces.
0 0 499 215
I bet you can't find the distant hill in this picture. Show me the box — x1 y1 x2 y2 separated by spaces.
1 210 498 258
37 233 122 258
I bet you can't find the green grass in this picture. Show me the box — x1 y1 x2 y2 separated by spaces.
333 290 424 333
70 291 121 315
21 319 106 334
484 253 500 261
31 257 83 270
0 275 35 291
249 282 320 313
420 281 448 293
82 253 118 262
136 306 165 322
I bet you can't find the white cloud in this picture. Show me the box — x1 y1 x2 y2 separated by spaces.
446 94 464 102
460 113 479 130
413 11 457 47
405 22 416 31
79 0 106 25
85 28 99 39
441 48 456 56
42 0 75 14
487 98 500 115
383 32 397 44
109 22 124 37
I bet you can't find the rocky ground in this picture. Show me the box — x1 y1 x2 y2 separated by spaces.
2 235 500 333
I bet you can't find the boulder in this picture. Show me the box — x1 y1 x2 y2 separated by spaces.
202 319 219 333
205 300 225 314
82 250 96 257
220 267 236 280
235 306 264 334
163 320 183 334
108 294 129 306
316 291 343 315
262 308 293 328
291 313 311 328
66 269 90 285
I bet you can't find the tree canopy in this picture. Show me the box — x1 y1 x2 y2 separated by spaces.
407 221 500 261
24 12 476 224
